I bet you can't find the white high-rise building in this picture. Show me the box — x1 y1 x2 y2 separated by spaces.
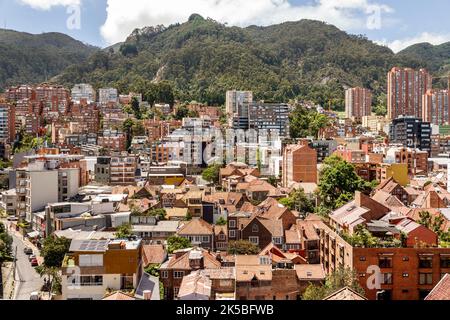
71 84 96 103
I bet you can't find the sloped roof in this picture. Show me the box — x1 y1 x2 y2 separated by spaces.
178 270 212 299
102 291 137 300
323 287 367 300
142 244 167 266
425 274 450 300
295 264 326 281
163 248 221 270
177 218 214 235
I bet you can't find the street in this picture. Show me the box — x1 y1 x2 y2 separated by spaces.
1 219 44 300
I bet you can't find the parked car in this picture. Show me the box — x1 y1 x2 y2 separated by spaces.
7 216 18 222
24 247 33 255
30 258 39 267
30 292 40 300
28 254 36 262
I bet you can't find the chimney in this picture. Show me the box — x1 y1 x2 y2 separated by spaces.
354 191 362 207
299 139 309 147
143 290 152 301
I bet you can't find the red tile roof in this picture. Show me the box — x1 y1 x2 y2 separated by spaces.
425 274 450 300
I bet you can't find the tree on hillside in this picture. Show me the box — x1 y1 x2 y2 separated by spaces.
227 240 260 255
302 267 365 300
131 97 142 120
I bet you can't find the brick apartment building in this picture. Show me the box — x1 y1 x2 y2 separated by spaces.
345 87 372 121
282 140 318 187
387 67 432 120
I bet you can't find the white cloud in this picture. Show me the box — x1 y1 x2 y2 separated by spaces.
377 32 450 53
100 0 393 44
18 0 80 10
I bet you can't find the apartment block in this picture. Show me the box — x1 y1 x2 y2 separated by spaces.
282 140 318 187
248 103 290 137
345 87 372 121
0 103 16 143
95 155 137 186
98 88 118 105
71 84 96 103
422 89 450 125
61 239 142 300
387 67 432 120
225 90 253 129
389 116 432 155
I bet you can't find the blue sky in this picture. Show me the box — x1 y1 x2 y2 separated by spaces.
1 0 450 52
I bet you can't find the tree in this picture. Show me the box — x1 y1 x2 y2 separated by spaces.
227 240 260 255
289 106 330 139
122 118 135 149
418 211 444 235
35 265 61 296
40 237 71 268
0 223 12 264
119 43 138 57
202 164 222 185
302 267 365 300
216 217 227 226
318 155 367 210
279 188 315 215
144 264 161 277
167 236 192 254
132 120 146 136
149 208 167 221
174 105 190 120
131 97 142 120
115 223 133 239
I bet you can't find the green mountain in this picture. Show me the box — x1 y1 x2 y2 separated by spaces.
2 16 438 109
0 29 98 91
59 15 410 108
397 42 450 88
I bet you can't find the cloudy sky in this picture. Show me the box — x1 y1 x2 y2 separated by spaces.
0 0 449 53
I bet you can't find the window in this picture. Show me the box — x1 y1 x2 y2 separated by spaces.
202 236 210 243
79 255 103 267
402 256 409 262
419 256 433 268
174 287 179 297
174 271 185 279
381 273 393 285
252 224 259 233
379 257 393 268
160 271 168 279
419 273 433 285
359 256 366 262
403 273 409 278
218 234 226 241
229 230 236 238
249 237 259 245
74 275 103 287
273 237 283 245
440 256 450 268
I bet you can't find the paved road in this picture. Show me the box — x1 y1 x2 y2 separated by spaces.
1 219 44 300
11 233 44 300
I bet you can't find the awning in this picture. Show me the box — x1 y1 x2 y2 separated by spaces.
27 231 40 238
